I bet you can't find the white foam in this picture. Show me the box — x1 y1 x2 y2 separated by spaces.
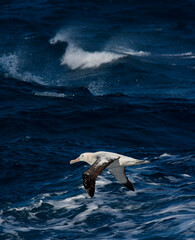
0 53 45 85
73 202 98 222
165 176 179 182
48 194 85 210
88 80 106 96
117 47 151 56
146 201 195 217
50 30 150 70
147 182 161 186
96 175 112 187
145 214 190 225
160 204 195 215
61 44 124 70
10 200 43 212
34 91 67 98
162 52 193 57
1 191 129 235
159 153 172 158
181 174 191 178
49 29 70 45
0 54 18 76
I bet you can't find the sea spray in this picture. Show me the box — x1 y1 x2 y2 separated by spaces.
60 44 124 70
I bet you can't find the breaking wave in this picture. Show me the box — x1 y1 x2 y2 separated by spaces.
0 53 45 85
50 30 150 70
60 44 124 70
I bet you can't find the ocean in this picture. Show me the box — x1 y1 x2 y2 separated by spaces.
0 0 195 239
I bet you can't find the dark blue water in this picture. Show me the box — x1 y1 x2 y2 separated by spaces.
0 1 195 239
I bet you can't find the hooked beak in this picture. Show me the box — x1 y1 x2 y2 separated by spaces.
70 157 80 164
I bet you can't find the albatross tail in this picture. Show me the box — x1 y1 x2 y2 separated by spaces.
133 159 150 165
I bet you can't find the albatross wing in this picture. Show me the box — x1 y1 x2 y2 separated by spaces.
109 167 134 191
82 156 119 197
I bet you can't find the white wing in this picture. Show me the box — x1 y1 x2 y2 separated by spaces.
109 167 134 191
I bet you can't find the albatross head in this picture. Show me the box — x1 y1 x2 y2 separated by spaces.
70 153 94 165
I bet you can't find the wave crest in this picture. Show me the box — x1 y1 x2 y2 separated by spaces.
0 53 45 85
50 30 150 70
61 44 124 70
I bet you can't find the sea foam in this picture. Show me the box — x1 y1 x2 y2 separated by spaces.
161 52 194 58
0 53 45 85
50 30 150 70
61 44 124 70
34 91 67 98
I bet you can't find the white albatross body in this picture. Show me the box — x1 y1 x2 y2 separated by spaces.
70 151 149 197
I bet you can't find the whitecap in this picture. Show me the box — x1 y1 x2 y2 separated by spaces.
48 194 85 210
49 29 70 44
180 174 191 178
145 214 190 225
157 202 195 215
73 202 98 222
60 44 124 70
10 200 43 212
0 53 45 85
50 30 150 70
159 153 172 158
88 80 106 96
96 175 113 187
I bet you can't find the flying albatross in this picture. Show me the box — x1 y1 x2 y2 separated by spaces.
70 151 149 197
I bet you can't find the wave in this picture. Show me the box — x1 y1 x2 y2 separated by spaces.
49 29 71 45
1 153 194 239
50 30 150 70
61 44 124 70
0 53 45 85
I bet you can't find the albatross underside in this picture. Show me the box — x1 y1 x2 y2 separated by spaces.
70 151 149 198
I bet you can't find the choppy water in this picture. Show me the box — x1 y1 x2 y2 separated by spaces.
0 1 195 239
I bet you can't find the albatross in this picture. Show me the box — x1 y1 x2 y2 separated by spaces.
70 151 149 198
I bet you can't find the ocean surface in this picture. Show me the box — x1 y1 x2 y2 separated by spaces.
0 1 195 239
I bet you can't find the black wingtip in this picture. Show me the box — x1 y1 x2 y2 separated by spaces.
82 172 96 198
123 181 135 192
87 188 95 198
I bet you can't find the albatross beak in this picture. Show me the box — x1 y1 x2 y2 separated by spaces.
70 157 80 164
